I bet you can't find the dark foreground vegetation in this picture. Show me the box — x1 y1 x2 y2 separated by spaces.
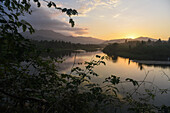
1 0 170 113
103 40 170 61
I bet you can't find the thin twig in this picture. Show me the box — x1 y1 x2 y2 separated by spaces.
161 70 170 81
69 53 77 75
130 70 150 96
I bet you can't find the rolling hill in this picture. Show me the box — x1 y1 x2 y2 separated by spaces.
103 37 157 44
22 30 159 45
22 29 104 44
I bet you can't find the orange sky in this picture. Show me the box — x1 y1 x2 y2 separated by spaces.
30 0 170 40
74 0 170 40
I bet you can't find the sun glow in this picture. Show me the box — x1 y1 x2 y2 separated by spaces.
126 35 137 39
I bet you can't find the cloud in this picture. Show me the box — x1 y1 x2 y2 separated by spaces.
113 14 120 18
112 7 128 19
77 0 119 16
23 5 88 35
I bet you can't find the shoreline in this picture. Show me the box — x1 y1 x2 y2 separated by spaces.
132 60 170 65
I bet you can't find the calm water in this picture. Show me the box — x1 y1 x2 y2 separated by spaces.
58 51 170 106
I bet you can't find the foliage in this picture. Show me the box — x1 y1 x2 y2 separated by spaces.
1 0 170 113
0 0 118 112
103 41 170 60
31 40 102 52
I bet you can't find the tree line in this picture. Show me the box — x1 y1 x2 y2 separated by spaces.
32 40 102 52
103 39 170 60
31 40 103 58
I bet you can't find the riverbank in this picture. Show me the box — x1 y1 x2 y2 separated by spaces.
103 41 170 61
132 60 170 65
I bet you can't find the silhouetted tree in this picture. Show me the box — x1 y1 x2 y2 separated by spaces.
168 37 170 43
141 40 146 45
147 39 151 43
125 39 128 43
156 38 162 43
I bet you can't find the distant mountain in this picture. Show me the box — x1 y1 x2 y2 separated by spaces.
103 37 157 44
135 37 157 41
103 39 133 44
22 30 104 44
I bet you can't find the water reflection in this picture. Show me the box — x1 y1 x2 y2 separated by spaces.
106 56 170 70
57 51 170 106
51 50 170 70
138 63 144 70
42 50 80 58
109 55 118 63
139 63 170 69
128 59 131 65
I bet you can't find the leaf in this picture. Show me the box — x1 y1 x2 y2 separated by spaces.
101 56 105 60
47 2 52 8
72 9 78 15
112 89 117 96
100 61 106 65
33 0 38 2
66 9 72 16
22 24 27 32
28 27 35 34
104 75 120 85
4 0 10 7
11 2 16 9
37 2 41 7
96 55 101 58
52 2 56 7
126 78 138 86
62 8 67 12
69 18 75 27
0 19 7 23
106 88 111 92
12 13 18 20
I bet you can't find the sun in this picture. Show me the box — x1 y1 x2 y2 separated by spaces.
126 36 136 39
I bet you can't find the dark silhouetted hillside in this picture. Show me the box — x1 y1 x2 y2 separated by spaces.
22 29 104 44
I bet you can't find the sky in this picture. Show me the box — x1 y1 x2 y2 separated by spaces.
26 0 170 40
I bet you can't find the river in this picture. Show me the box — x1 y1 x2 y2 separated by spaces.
57 51 170 106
